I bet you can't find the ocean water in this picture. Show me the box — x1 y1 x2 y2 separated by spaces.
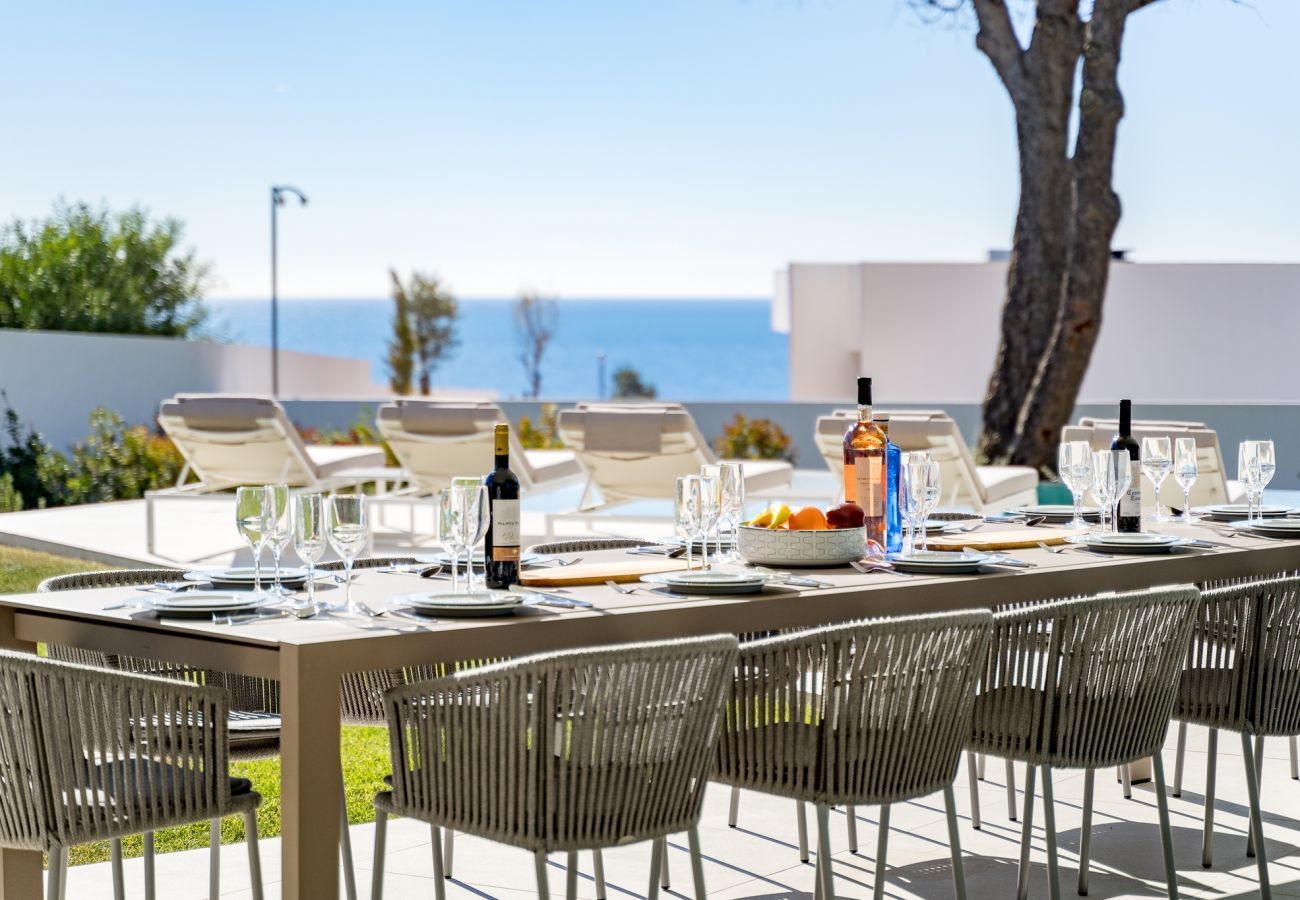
209 298 788 400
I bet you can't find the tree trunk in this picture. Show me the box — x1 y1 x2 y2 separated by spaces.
973 2 1083 463
1011 4 1128 471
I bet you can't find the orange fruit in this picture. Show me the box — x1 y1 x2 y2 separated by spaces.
789 506 828 531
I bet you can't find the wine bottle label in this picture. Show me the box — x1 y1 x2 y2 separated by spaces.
843 461 856 503
491 499 520 561
1120 459 1142 518
854 460 884 517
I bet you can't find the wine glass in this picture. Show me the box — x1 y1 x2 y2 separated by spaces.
1058 441 1093 530
1091 451 1116 533
906 453 939 550
1141 437 1173 523
327 494 368 612
674 476 700 570
693 472 719 570
899 452 918 555
920 457 941 549
264 483 291 596
718 462 745 562
234 486 271 595
1254 440 1276 520
438 487 470 593
451 476 489 588
293 493 327 608
1098 449 1131 533
1173 437 1199 522
1237 442 1262 523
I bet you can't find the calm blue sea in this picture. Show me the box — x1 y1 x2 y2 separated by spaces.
209 298 788 401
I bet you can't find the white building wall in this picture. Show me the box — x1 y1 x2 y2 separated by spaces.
785 262 1300 404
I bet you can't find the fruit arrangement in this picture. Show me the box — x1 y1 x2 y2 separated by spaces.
745 501 865 531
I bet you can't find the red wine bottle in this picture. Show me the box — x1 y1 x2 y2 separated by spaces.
1111 399 1142 533
484 424 521 588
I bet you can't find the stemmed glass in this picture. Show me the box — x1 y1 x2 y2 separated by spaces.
234 486 271 595
1058 441 1093 530
906 453 940 550
1173 438 1199 522
327 494 368 613
1091 452 1116 533
693 472 720 570
1095 449 1131 534
674 476 700 571
1239 440 1275 522
705 463 744 563
264 484 291 596
899 452 918 554
1255 440 1276 520
451 477 490 589
438 487 470 593
1141 437 1173 523
293 493 327 609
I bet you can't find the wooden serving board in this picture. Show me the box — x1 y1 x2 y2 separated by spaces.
520 558 691 587
927 527 1088 552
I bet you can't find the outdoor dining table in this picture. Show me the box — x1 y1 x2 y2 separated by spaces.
1 520 1298 898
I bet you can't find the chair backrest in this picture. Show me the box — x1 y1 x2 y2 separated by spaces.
158 394 321 490
557 403 716 505
715 610 992 806
815 409 987 507
979 586 1200 768
1061 418 1231 507
0 650 232 851
384 634 738 851
1179 575 1300 737
375 400 543 492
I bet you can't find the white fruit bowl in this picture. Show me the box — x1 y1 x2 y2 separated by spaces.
737 525 867 567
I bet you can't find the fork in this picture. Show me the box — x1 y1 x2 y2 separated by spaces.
850 560 913 577
604 580 688 599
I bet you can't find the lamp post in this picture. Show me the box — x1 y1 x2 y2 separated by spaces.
270 185 308 395
596 351 607 400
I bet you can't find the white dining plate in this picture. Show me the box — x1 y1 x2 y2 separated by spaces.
146 590 267 617
1205 504 1292 521
1015 504 1102 520
1227 519 1300 537
1082 532 1184 554
641 571 770 595
920 521 954 534
185 567 309 585
393 590 524 617
887 551 990 574
424 552 543 568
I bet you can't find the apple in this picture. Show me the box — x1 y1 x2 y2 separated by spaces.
826 502 865 529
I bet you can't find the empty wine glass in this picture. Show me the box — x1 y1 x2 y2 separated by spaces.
906 453 940 550
1173 437 1199 522
451 476 489 588
1091 451 1116 533
1141 437 1173 523
718 462 744 562
674 476 700 570
234 486 271 595
1255 440 1276 519
293 493 327 608
1237 442 1262 523
693 472 720 570
264 483 291 596
1096 449 1131 533
327 494 368 612
899 452 918 554
1058 441 1093 530
438 487 470 593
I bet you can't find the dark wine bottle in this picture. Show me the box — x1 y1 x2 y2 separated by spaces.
1112 399 1142 533
484 423 521 588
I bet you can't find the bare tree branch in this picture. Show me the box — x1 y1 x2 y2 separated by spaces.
971 0 1028 95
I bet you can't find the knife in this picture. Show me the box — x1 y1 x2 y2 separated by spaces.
513 590 594 609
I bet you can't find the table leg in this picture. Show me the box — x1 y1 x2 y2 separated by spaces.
0 607 41 898
1118 757 1153 786
280 645 341 899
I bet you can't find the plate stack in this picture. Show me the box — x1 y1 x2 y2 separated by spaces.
391 591 525 617
1228 518 1300 539
186 567 310 590
147 591 268 619
640 571 771 595
1202 504 1293 523
1012 504 1102 523
1079 532 1184 554
887 551 990 574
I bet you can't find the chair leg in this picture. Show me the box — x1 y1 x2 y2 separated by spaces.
728 785 740 827
796 800 810 863
870 804 890 900
688 825 708 899
210 818 221 900
1041 766 1061 900
977 753 986 780
372 812 388 900
57 846 68 900
242 808 264 900
1202 728 1218 869
566 851 579 900
647 839 663 900
1121 763 1133 800
536 850 552 900
1016 764 1037 900
1248 735 1265 858
431 824 446 892
444 826 455 878
943 785 968 900
1005 759 1018 821
1173 721 1188 797
1078 769 1095 896
46 846 64 900
144 831 156 900
966 752 982 830
817 803 836 900
846 804 859 854
338 783 357 900
110 838 125 900
1240 732 1272 899
1152 753 1178 900
1291 735 1298 780
658 836 670 888
593 848 607 900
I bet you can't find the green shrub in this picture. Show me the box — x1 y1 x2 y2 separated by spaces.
611 366 657 399
713 414 797 463
517 404 564 450
298 410 398 467
59 409 187 504
0 394 63 509
0 473 21 513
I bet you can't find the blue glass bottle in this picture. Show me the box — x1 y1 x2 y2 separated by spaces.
876 414 903 553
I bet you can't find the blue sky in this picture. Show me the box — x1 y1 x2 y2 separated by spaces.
3 0 1297 299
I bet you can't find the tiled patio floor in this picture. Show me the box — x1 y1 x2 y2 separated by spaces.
65 723 1300 898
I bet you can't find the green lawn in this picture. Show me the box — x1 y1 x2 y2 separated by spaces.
0 546 392 866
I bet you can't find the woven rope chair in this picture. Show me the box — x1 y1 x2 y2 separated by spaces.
40 569 185 668
966 586 1200 900
372 634 738 900
713 610 993 900
0 649 264 900
1166 575 1300 897
526 537 651 555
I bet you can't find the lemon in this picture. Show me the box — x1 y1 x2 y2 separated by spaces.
748 507 774 528
768 503 792 529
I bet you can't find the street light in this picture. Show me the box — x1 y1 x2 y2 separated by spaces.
270 185 308 395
